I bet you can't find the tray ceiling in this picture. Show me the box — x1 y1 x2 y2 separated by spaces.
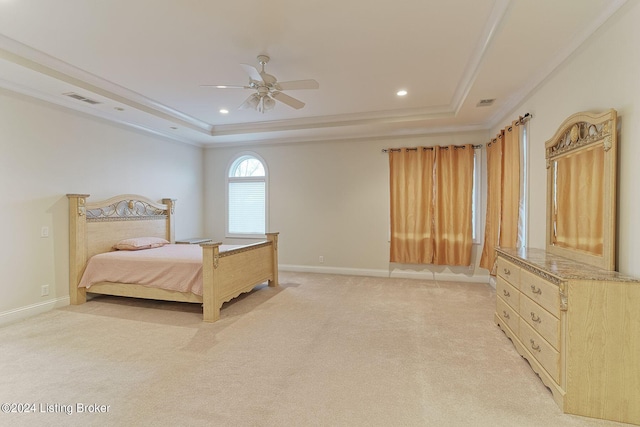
0 0 628 146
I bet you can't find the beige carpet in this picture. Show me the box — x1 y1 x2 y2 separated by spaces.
0 272 630 427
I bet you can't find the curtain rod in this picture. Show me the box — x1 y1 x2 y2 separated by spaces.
381 144 482 153
488 112 533 144
381 112 532 153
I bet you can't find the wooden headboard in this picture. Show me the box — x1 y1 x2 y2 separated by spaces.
67 194 176 304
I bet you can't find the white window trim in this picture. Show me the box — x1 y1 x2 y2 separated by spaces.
518 121 529 248
472 148 482 244
225 151 269 239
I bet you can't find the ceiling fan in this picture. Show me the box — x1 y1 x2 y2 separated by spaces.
201 55 319 113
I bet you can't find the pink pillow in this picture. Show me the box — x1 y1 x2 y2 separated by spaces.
113 237 170 251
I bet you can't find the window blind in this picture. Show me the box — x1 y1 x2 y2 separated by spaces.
228 181 265 234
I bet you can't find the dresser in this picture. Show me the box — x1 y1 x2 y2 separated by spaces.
495 247 640 425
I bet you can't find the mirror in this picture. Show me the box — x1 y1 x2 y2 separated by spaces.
545 110 617 271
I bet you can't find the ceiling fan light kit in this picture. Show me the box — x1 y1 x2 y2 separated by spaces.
202 55 319 113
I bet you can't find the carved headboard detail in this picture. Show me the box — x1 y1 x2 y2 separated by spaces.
85 198 170 221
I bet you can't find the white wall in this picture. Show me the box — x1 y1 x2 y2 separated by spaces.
204 131 489 282
0 89 204 323
490 0 640 277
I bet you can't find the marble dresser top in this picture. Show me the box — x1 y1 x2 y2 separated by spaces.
496 247 639 283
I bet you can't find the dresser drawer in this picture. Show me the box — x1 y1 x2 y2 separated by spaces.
520 294 560 350
496 297 519 334
519 268 560 316
520 319 560 383
497 276 519 312
497 257 520 284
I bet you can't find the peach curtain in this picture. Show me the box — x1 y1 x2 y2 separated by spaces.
480 118 522 273
389 148 436 264
553 146 604 255
500 121 521 248
479 135 503 272
433 145 474 265
389 145 475 265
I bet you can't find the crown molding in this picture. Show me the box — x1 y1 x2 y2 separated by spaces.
210 105 454 137
0 78 201 147
450 0 511 116
0 34 212 134
484 0 630 131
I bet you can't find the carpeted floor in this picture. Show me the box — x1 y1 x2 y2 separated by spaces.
0 272 630 427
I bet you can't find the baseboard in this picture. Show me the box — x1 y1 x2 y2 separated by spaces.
280 264 387 278
488 275 497 289
279 264 490 284
0 296 70 327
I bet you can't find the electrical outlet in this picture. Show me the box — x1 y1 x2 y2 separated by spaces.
41 284 49 296
319 256 324 264
40 226 49 238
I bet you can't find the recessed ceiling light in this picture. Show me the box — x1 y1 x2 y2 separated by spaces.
220 109 229 114
397 90 408 97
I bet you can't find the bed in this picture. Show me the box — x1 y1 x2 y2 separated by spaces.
67 194 279 322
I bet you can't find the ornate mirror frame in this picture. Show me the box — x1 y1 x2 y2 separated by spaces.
545 109 618 271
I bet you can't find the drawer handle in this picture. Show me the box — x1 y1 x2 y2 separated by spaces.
503 267 511 276
530 339 541 352
530 285 542 295
530 312 542 323
503 289 510 297
502 310 510 319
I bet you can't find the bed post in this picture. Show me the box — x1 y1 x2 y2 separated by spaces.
266 232 279 287
67 194 89 305
200 241 222 322
161 198 176 243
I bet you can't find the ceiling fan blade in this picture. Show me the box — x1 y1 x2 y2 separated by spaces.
240 64 263 82
199 84 251 89
272 91 305 109
275 79 319 91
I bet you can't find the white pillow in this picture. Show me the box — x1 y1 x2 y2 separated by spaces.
113 237 169 251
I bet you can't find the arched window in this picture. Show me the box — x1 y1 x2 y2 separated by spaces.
226 153 268 237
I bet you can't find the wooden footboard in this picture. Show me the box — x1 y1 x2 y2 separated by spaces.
200 233 279 322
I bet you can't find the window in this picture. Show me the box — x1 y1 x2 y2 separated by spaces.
389 145 475 266
226 153 268 237
472 149 480 243
519 122 529 248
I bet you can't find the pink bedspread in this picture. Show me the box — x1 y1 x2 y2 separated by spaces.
79 244 237 296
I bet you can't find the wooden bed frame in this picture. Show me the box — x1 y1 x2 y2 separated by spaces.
67 194 279 322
